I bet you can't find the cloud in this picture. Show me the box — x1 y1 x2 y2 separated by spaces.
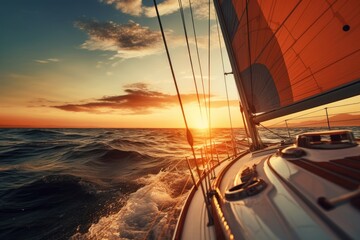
191 1 216 20
100 0 178 17
100 0 214 19
48 58 60 62
143 0 215 19
34 58 60 64
75 20 163 59
143 0 179 17
101 0 142 16
52 83 202 114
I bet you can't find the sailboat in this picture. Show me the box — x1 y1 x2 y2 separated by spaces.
154 0 360 239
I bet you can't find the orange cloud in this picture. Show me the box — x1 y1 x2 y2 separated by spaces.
52 83 203 114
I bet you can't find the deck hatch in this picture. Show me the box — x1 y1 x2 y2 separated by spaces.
290 157 360 191
289 156 360 210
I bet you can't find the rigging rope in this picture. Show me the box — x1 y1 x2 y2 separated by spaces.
178 0 210 160
263 100 360 129
153 0 213 225
215 15 237 156
177 0 204 120
153 1 188 132
188 0 209 127
328 101 360 109
187 0 214 169
259 123 290 140
179 0 217 188
207 0 215 167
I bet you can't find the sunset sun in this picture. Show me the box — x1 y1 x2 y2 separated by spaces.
194 118 209 129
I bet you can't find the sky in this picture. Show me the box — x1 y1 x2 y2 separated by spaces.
0 0 246 128
0 0 359 129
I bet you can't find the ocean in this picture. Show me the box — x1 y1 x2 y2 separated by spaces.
1 127 359 239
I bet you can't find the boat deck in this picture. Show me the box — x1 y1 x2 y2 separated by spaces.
176 143 360 239
177 158 233 240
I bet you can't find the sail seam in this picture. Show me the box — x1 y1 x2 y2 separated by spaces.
253 0 303 63
260 0 340 101
280 48 360 102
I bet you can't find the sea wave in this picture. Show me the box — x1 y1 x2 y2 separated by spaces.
72 169 191 240
20 129 63 138
0 174 97 239
2 127 357 239
0 173 144 239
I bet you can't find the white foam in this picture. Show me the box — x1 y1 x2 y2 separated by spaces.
72 170 189 239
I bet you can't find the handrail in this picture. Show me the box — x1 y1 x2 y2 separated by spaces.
172 149 249 240
172 150 241 239
265 102 360 129
210 193 233 239
260 102 360 139
172 181 198 240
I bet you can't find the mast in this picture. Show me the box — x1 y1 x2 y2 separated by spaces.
213 0 262 149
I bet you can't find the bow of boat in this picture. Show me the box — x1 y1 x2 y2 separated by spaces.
174 131 360 239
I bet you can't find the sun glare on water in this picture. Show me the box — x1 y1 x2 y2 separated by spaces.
194 119 209 129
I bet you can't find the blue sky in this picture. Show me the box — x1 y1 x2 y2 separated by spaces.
0 0 243 128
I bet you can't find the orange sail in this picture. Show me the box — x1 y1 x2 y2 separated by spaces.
214 0 360 122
